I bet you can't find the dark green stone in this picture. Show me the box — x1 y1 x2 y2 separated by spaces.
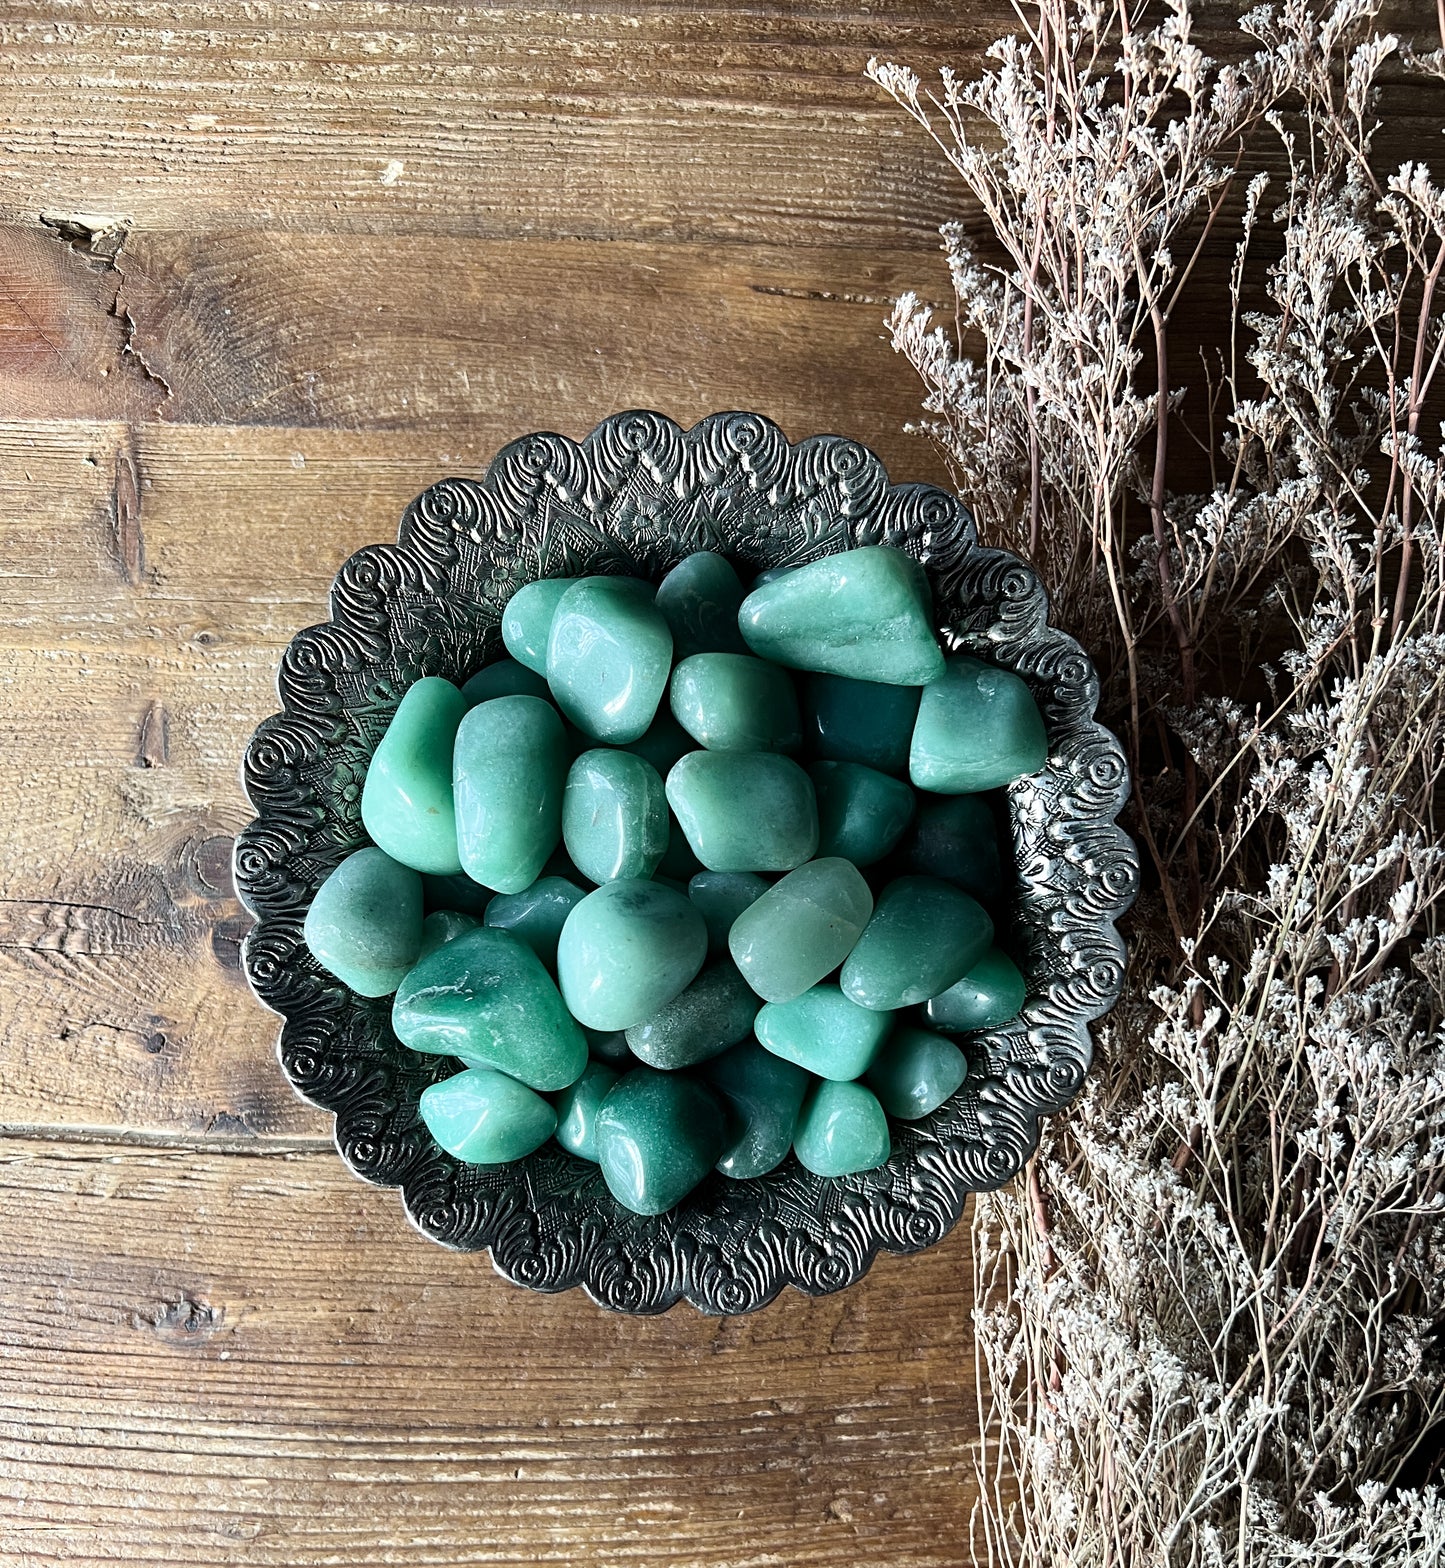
620 710 695 776
654 550 749 657
546 577 673 743
910 655 1049 793
595 1067 726 1215
669 653 801 753
562 748 669 883
901 793 1008 903
624 960 760 1069
303 846 423 997
703 1040 812 1179
728 857 873 1004
753 983 892 1080
583 1026 634 1066
551 1060 620 1161
665 750 818 872
502 578 576 674
687 870 768 954
420 1067 558 1165
421 870 494 918
657 818 704 880
360 676 467 875
802 672 922 775
483 876 586 970
865 1027 968 1119
925 947 1028 1032
418 908 480 960
810 760 915 866
461 658 552 705
840 876 994 1011
793 1079 892 1177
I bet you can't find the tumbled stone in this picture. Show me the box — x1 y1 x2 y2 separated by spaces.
802 672 922 775
658 818 704 881
925 947 1028 1032
392 926 587 1091
551 1059 620 1162
669 653 801 753
562 749 669 884
865 1027 968 1120
654 550 749 658
754 983 892 1080
665 751 818 872
461 657 552 705
417 908 479 960
688 870 768 954
556 879 708 1031
546 577 673 743
483 875 586 969
620 709 695 776
738 546 944 686
583 1025 634 1065
839 875 994 1011
624 959 760 1069
422 870 494 918
453 695 567 893
901 793 1008 903
502 577 576 674
910 655 1049 793
728 857 873 1004
750 564 795 588
304 846 424 997
810 760 915 866
420 1066 558 1164
793 1079 891 1177
595 1067 726 1215
702 1040 812 1179
360 676 468 875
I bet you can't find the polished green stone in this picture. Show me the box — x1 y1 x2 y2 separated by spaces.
865 1027 968 1119
418 908 479 960
702 1040 812 1179
802 673 922 776
793 1079 892 1177
620 709 695 776
562 749 668 884
754 983 892 1080
461 657 552 705
655 551 749 658
422 870 494 918
583 1025 634 1065
595 1067 726 1215
669 653 801 753
502 577 577 674
839 875 994 1011
556 878 708 1030
665 751 818 872
902 793 1008 903
688 870 768 954
624 959 760 1069
304 846 423 997
750 565 795 588
551 1059 619 1162
360 676 467 875
419 1067 558 1164
738 546 944 686
925 947 1027 1032
392 927 587 1092
453 695 567 894
728 857 873 1004
483 875 586 969
658 818 704 880
910 655 1049 792
810 760 915 866
546 577 674 743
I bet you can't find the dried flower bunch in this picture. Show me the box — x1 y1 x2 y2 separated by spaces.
871 0 1445 1559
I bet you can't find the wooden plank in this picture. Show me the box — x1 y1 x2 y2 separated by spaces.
0 1136 979 1566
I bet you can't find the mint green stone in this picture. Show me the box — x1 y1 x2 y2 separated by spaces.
925 947 1027 1032
556 879 708 1030
655 551 749 657
688 870 768 954
304 846 423 997
483 876 585 969
865 1027 968 1120
910 655 1049 792
702 1040 812 1179
502 578 577 674
624 960 760 1069
738 546 944 686
620 709 694 776
422 870 493 918
360 676 467 875
840 875 994 1011
810 761 915 866
418 908 479 960
392 927 587 1092
754 983 892 1080
562 749 668 884
595 1067 726 1215
669 653 801 753
793 1079 892 1177
453 695 567 894
903 793 1008 903
658 818 704 880
546 577 673 743
583 1025 634 1065
461 658 551 705
802 673 922 775
728 857 873 1004
551 1060 619 1161
665 751 818 872
420 1067 558 1165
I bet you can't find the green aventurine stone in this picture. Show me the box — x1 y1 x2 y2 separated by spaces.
654 551 749 657
360 676 467 875
728 857 873 1004
624 960 760 1069
738 546 945 687
421 871 493 918
562 749 668 884
925 947 1028 1032
556 879 708 1031
304 847 423 997
546 577 674 743
418 909 479 960
392 927 587 1092
810 760 916 866
583 1026 634 1065
793 1079 892 1178
552 1060 620 1161
453 695 567 894
669 653 801 753
461 658 552 705
910 655 1049 793
620 709 695 776
688 870 768 954
595 1067 726 1215
840 875 994 1011
666 751 818 872
502 578 576 674
658 819 704 881
702 1040 812 1179
754 983 892 1080
420 1067 558 1165
803 673 922 775
483 876 586 969
865 1027 968 1120
902 793 1008 903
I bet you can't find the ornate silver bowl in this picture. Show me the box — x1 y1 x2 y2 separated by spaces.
235 409 1137 1314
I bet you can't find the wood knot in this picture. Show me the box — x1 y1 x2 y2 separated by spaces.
136 1295 225 1341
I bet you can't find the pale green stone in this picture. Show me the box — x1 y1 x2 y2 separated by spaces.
461 658 551 705
595 1067 726 1214
655 551 749 657
925 947 1027 1032
453 695 567 894
802 672 921 776
502 578 577 674
620 709 695 776
810 760 915 866
902 793 1008 903
420 1067 557 1164
304 846 423 998
562 749 668 884
754 983 892 1080
865 1027 968 1119
546 577 674 743
360 676 467 874
551 1060 619 1161
624 960 760 1069
793 1079 892 1177
418 909 479 960
702 1040 812 1179
688 870 768 954
910 655 1049 792
483 876 586 969
839 875 994 1011
669 653 801 753
665 751 818 872
728 857 873 1004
